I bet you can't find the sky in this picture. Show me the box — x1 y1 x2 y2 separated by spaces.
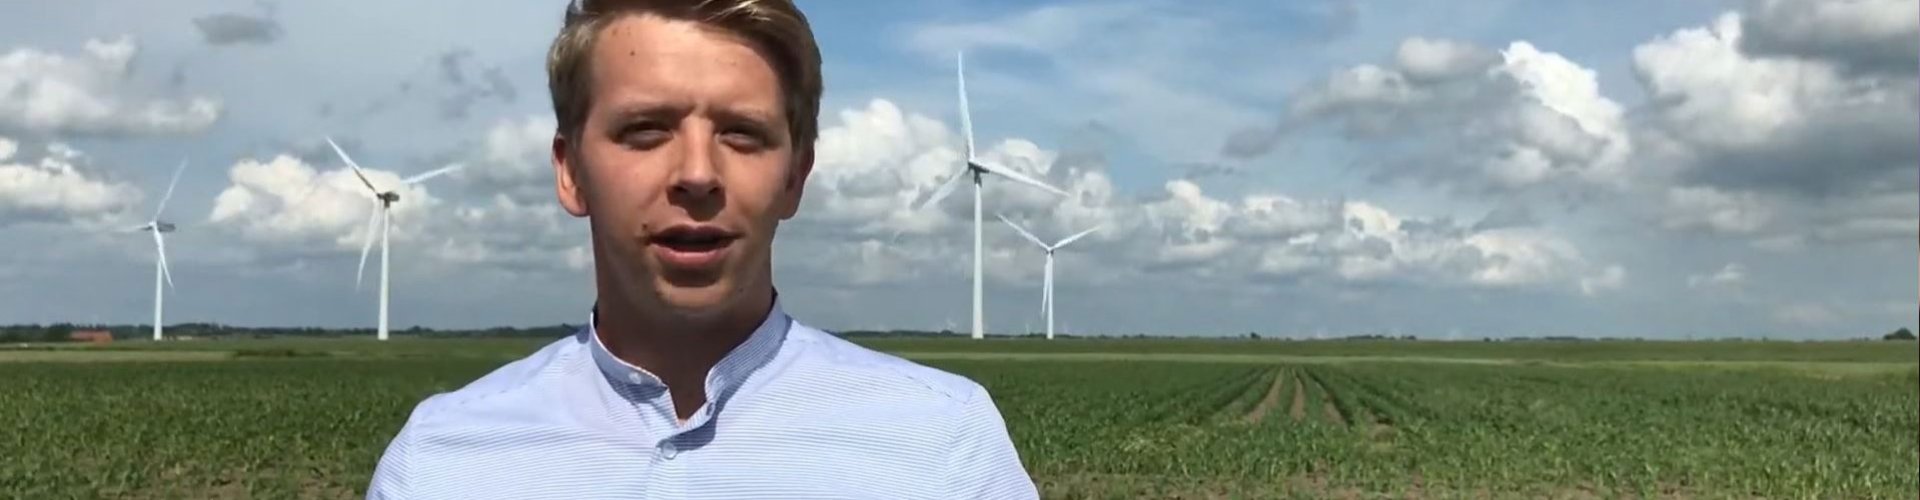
0 0 1914 339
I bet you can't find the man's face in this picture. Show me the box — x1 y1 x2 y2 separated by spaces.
554 14 809 320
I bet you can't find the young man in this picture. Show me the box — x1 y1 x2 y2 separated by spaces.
364 1 1037 498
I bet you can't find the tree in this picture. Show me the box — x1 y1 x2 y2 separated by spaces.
43 323 73 343
1883 328 1915 341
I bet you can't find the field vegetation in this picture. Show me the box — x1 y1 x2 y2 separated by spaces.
2 337 1914 498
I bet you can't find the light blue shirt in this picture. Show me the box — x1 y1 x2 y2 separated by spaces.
365 299 1037 499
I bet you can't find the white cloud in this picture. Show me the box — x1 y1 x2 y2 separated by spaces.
0 139 141 226
1687 262 1747 288
208 154 448 252
1632 9 1918 245
206 128 586 277
1661 186 1772 234
0 37 221 136
1234 38 1632 198
782 99 1613 295
451 115 555 203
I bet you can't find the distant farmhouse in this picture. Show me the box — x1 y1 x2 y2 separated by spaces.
69 330 113 344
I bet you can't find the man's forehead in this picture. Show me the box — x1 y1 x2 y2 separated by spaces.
587 15 784 112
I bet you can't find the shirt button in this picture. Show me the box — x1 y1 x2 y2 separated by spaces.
660 442 679 460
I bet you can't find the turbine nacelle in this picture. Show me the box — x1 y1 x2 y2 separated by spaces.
378 191 401 205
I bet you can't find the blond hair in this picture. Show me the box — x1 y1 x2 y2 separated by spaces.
546 0 822 155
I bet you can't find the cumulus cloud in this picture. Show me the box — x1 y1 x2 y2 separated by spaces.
786 99 1616 296
1687 262 1747 289
207 154 428 252
0 137 141 226
1226 37 1633 200
1632 9 1918 244
0 38 221 136
1633 12 1918 197
444 115 555 203
1660 186 1773 234
1738 0 1920 77
206 130 582 275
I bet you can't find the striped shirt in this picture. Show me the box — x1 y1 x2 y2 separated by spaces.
365 299 1037 499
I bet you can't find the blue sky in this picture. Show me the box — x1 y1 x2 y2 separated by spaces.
0 0 1913 339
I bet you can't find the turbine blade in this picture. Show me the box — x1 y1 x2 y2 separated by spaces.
327 136 381 193
1052 225 1103 249
995 213 1047 249
403 164 463 185
913 167 968 211
957 52 975 160
153 158 187 219
152 228 174 290
974 160 1068 197
356 204 379 289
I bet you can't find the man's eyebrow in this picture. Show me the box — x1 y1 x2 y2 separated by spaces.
603 100 692 125
710 106 781 128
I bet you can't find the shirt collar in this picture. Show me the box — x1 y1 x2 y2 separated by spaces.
585 294 791 409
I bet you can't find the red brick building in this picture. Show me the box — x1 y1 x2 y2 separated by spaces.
69 330 113 343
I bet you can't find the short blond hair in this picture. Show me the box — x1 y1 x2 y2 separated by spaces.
546 0 823 155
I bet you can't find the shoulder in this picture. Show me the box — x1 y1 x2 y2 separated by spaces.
367 332 591 498
782 321 989 405
396 332 589 433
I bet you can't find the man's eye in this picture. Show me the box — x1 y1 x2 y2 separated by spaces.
720 129 768 150
620 126 670 149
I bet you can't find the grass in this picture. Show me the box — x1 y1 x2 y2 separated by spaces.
2 337 1915 498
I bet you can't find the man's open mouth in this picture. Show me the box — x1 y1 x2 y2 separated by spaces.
650 226 740 253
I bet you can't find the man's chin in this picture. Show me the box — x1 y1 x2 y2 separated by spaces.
650 282 741 321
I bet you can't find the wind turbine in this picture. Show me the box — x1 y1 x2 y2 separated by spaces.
132 159 188 341
996 214 1099 341
325 137 461 341
913 52 1069 340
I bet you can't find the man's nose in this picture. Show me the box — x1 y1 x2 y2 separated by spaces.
671 130 721 198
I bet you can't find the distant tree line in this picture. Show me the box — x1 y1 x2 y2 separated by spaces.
0 323 580 343
4 324 1917 343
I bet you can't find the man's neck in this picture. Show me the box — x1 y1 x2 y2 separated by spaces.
595 283 774 420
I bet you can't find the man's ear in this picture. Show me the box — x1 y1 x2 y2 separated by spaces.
554 133 589 218
776 147 814 221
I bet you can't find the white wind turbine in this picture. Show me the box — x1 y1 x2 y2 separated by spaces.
132 159 188 341
913 52 1069 340
996 214 1099 341
326 137 462 341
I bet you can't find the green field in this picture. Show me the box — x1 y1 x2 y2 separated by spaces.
2 338 1915 498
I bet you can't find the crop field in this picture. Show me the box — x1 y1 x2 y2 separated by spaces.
1 338 1915 498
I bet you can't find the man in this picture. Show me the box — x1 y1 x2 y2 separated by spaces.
364 1 1037 498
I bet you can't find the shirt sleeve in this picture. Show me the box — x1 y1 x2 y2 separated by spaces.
945 385 1039 499
365 398 432 500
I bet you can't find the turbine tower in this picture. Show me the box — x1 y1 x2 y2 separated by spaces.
914 52 1069 340
997 214 1099 340
326 138 462 341
132 159 188 341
